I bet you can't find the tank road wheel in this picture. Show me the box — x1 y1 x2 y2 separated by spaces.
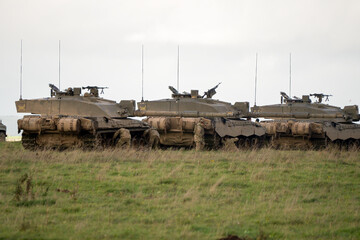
244 138 251 149
325 137 336 150
131 136 138 147
269 135 280 149
355 140 360 150
143 129 160 149
237 138 245 149
324 136 329 149
138 137 146 148
81 133 103 150
131 134 147 148
311 138 326 150
251 136 261 150
213 134 222 149
348 139 359 151
334 139 345 151
340 140 347 151
113 128 131 149
331 140 340 150
0 132 5 142
221 137 238 151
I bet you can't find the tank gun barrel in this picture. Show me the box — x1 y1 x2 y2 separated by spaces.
134 110 239 118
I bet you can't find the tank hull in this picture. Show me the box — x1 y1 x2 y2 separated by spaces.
137 88 265 150
15 85 151 150
258 119 360 150
18 115 149 150
144 116 265 150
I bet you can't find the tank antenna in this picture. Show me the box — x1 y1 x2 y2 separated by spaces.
58 40 61 90
141 44 144 102
177 45 180 92
254 53 258 106
289 53 291 98
20 39 23 100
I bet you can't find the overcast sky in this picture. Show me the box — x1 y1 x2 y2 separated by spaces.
1 0 360 118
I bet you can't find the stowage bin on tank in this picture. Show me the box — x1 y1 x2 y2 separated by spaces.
250 92 360 149
135 84 266 150
15 84 151 150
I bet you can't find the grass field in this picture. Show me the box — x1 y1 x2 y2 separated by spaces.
0 142 359 239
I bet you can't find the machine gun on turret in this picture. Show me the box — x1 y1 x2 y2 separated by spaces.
82 86 108 97
202 82 221 99
310 93 332 103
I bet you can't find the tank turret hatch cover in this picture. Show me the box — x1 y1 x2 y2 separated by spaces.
168 83 221 99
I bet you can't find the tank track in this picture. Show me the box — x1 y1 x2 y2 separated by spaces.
21 132 103 151
81 133 103 150
311 138 327 150
236 135 265 150
21 133 37 150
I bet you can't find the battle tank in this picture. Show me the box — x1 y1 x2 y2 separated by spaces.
250 92 360 149
15 84 150 150
135 84 266 150
0 120 7 142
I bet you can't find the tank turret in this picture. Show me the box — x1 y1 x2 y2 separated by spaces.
251 92 359 122
16 84 135 118
135 84 265 150
15 84 150 150
136 83 250 117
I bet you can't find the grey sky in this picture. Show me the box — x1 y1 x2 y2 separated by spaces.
1 0 360 119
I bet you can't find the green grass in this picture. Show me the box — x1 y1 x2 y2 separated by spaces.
0 142 359 239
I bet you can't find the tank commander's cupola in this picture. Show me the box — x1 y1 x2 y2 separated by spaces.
168 86 194 98
49 84 81 98
191 90 200 98
301 95 311 103
280 92 313 104
168 83 221 99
